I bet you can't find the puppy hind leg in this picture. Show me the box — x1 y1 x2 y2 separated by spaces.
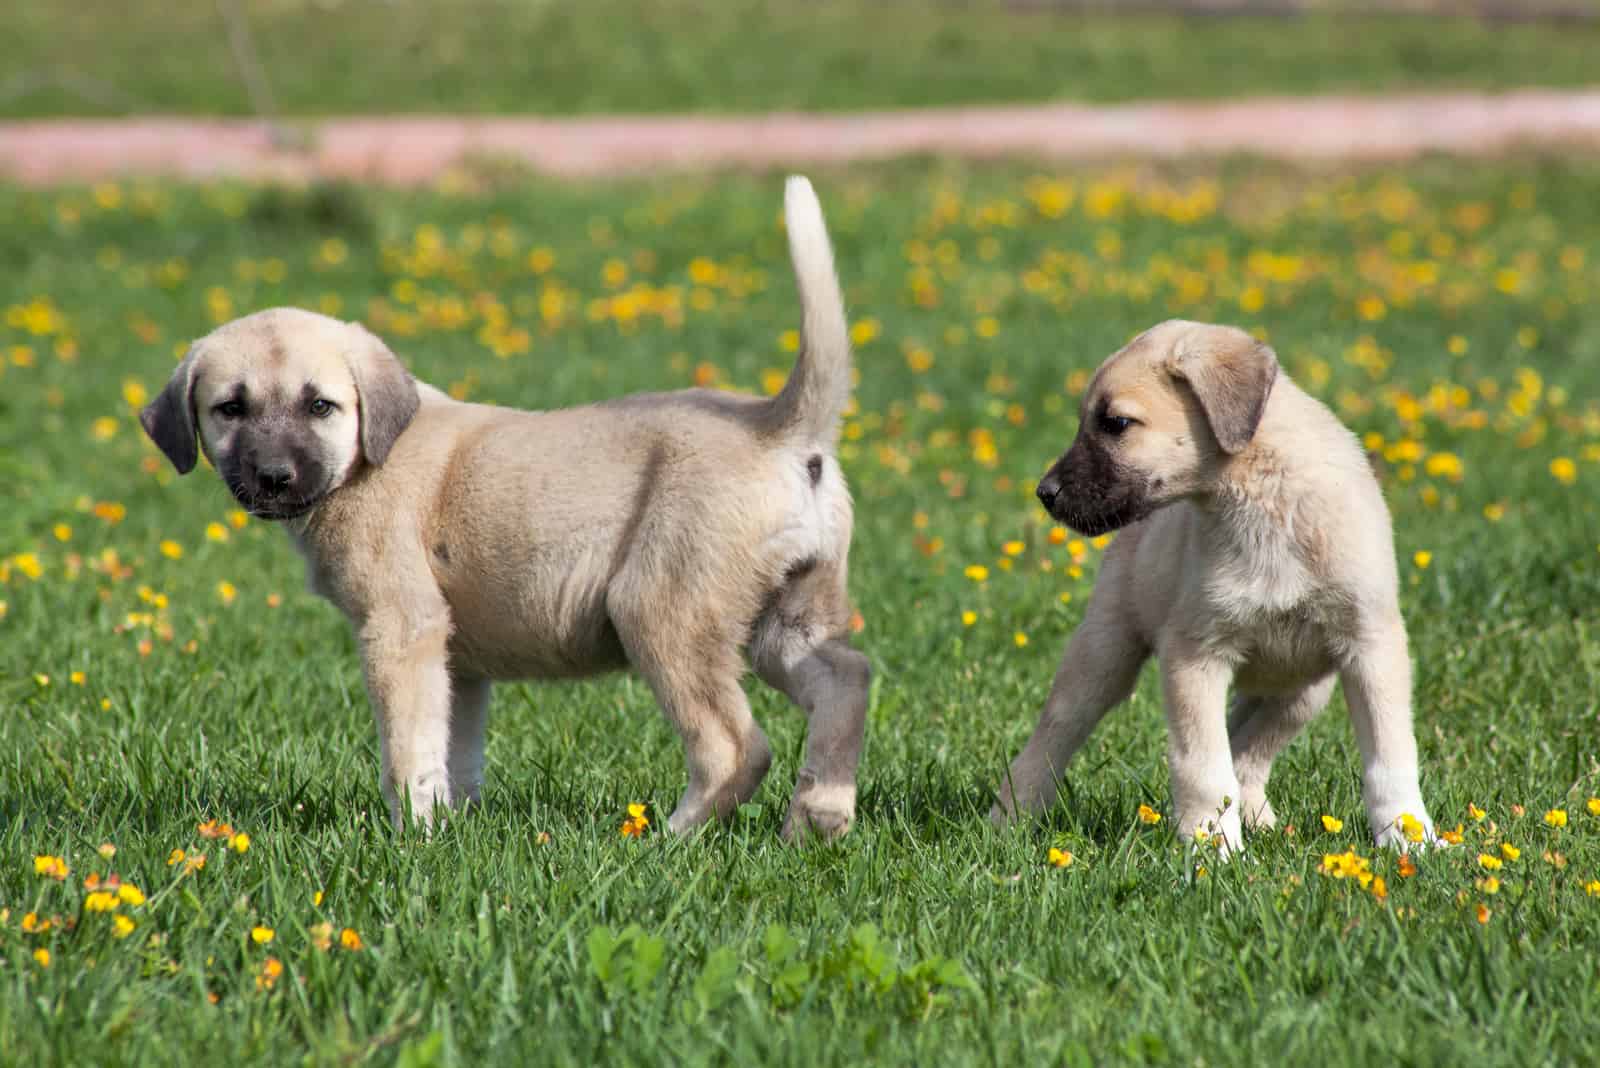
991 603 1148 825
447 673 492 808
1227 676 1335 830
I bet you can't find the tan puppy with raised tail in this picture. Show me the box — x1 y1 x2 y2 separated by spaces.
992 320 1436 855
140 177 869 842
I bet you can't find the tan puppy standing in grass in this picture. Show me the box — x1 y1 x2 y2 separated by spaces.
140 177 869 842
992 320 1436 855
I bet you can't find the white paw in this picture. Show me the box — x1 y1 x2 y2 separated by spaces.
1184 801 1245 861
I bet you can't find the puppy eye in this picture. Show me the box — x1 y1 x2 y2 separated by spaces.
1099 413 1136 436
308 398 336 418
214 400 246 419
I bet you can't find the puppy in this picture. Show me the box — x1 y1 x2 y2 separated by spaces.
140 177 870 842
992 320 1436 854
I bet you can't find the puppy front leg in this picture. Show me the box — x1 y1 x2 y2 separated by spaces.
360 611 454 831
992 608 1146 824
1340 617 1434 850
1163 654 1244 855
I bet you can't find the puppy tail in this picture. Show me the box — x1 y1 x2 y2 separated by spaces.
768 175 852 445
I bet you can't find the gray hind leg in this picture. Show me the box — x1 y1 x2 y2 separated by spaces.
1228 676 1336 829
750 561 870 842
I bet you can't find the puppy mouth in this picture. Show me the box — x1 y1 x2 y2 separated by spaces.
1047 497 1154 537
224 478 323 521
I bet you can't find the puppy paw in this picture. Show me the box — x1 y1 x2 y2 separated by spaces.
1238 791 1277 831
1181 801 1245 861
782 780 855 844
1372 808 1436 852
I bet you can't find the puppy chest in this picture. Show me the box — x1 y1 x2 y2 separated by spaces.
1228 614 1343 693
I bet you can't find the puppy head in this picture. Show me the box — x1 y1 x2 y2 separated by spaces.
140 308 418 520
1036 320 1278 535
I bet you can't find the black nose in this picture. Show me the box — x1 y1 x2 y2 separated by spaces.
257 465 294 496
1036 477 1060 511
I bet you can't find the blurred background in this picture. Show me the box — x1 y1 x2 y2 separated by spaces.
8 0 1600 121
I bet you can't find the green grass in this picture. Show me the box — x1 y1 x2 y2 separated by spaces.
3 158 1600 1065
11 0 1600 118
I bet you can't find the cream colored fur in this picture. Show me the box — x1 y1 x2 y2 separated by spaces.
993 320 1436 855
142 177 870 842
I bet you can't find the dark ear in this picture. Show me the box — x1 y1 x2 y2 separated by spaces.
139 344 202 474
345 324 418 466
1170 328 1279 454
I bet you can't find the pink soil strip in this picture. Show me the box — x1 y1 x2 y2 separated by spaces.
3 90 1600 186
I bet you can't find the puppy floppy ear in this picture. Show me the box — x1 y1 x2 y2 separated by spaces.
1169 328 1279 454
139 344 203 474
345 323 419 466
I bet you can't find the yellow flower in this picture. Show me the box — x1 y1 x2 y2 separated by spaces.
1468 803 1487 822
1500 842 1520 861
1002 540 1025 557
251 925 275 945
1483 502 1506 522
1479 876 1501 895
1013 632 1028 648
313 890 324 907
33 948 50 968
963 564 989 583
112 915 135 939
1586 881 1600 898
1398 854 1417 878
230 833 250 853
228 509 249 529
309 922 334 951
340 927 364 951
96 841 114 858
1137 804 1161 826
159 539 183 559
205 522 229 542
1543 809 1568 828
217 581 237 605
1047 847 1074 869
1370 876 1388 901
1412 551 1432 570
72 672 87 686
117 884 145 907
849 319 880 346
1318 850 1373 883
34 855 68 880
85 891 118 912
1478 853 1503 871
1440 824 1465 845
1475 903 1491 925
1321 814 1344 834
961 610 977 626
1398 813 1425 843
621 802 650 837
1549 457 1577 485
167 849 185 866
53 523 72 542
1588 798 1600 817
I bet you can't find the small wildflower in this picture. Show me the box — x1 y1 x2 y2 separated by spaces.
1137 804 1162 826
1586 880 1600 898
205 522 228 543
1398 812 1425 843
1013 631 1028 648
961 610 977 626
1478 853 1503 871
166 848 185 867
1478 876 1501 895
339 927 364 951
1321 814 1344 834
71 672 86 686
1370 876 1388 901
309 922 333 951
183 854 207 875
112 915 136 938
1047 847 1074 868
1476 903 1491 925
85 891 118 912
228 509 249 529
22 912 50 933
34 855 69 881
117 884 145 906
230 833 250 853
1500 842 1520 861
159 539 183 559
256 957 283 990
963 564 989 583
1468 803 1487 822
217 581 237 605
1511 804 1526 819
621 802 650 838
1440 824 1465 845
1544 809 1568 828
1549 457 1578 485
1412 551 1432 569
313 890 323 907
33 948 50 968
251 926 274 945
1588 798 1600 817
1002 540 1025 557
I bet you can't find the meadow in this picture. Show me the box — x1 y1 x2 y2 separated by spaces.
2 158 1599 1064
12 0 1600 118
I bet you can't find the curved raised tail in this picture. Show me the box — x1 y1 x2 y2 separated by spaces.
768 176 852 444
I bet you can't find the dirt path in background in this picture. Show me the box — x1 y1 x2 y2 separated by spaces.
4 89 1600 186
